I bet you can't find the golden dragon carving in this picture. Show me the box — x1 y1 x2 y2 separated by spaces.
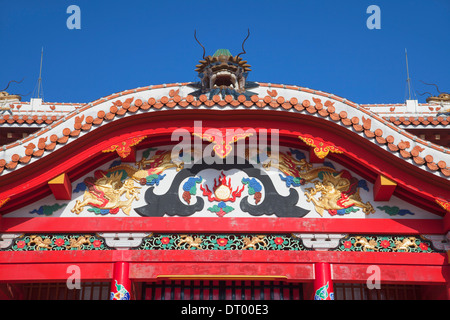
71 150 184 215
304 171 375 216
263 150 374 217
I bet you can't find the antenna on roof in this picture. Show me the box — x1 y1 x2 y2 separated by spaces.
405 48 412 100
33 47 44 100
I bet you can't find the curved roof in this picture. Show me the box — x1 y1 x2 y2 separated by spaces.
0 82 449 214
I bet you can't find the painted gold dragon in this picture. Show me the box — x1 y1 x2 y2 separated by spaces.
71 171 140 215
263 150 374 216
304 171 374 216
72 150 184 215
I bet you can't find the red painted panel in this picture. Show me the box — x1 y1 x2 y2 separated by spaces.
0 250 446 266
130 262 314 281
0 255 447 284
0 263 113 282
332 264 450 285
0 217 444 234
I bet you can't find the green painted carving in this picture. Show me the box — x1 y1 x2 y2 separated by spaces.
5 234 108 251
377 206 414 216
337 235 437 252
29 203 67 216
137 234 309 251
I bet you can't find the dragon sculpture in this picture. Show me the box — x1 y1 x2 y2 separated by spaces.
0 80 24 111
304 171 375 216
71 150 184 215
0 80 23 101
263 150 374 216
419 81 450 115
188 30 259 100
71 171 140 216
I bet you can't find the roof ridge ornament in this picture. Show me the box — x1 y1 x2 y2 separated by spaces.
418 81 450 103
418 81 450 115
0 79 25 103
188 29 259 101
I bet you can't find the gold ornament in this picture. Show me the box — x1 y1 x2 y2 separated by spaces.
242 235 267 250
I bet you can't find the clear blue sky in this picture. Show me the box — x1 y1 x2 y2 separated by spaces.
1 0 449 104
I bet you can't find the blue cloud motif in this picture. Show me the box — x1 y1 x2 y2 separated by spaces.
182 176 202 192
242 177 262 192
279 174 302 187
108 159 122 169
73 182 87 193
397 209 414 216
218 201 226 208
289 148 306 160
146 174 166 186
357 179 369 192
30 208 44 215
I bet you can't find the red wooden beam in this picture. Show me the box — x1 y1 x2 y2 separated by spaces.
0 263 113 282
0 217 444 234
0 249 447 283
0 249 446 266
48 173 72 200
332 264 450 285
374 174 397 201
130 262 313 281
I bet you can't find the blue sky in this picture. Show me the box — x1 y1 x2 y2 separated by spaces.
1 0 449 104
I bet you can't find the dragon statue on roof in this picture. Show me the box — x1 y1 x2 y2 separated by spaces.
0 80 24 111
188 30 259 100
419 81 450 116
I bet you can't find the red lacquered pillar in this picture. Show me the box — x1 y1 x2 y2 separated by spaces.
110 262 132 300
313 262 334 300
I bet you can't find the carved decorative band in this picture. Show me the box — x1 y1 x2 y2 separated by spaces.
335 235 439 253
137 233 309 251
0 233 444 252
1 234 110 251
